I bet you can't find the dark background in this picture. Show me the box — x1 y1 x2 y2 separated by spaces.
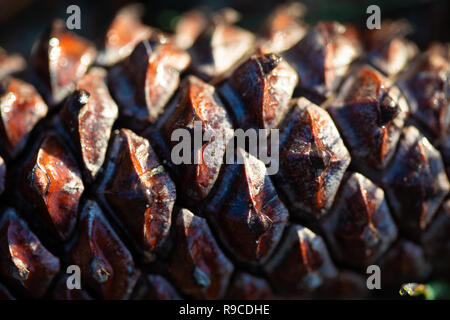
0 0 449 57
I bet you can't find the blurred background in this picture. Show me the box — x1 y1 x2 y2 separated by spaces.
0 0 449 57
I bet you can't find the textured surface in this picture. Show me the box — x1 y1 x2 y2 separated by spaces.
0 4 449 300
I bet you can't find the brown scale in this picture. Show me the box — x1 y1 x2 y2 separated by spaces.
167 208 234 299
57 68 118 183
108 34 190 131
282 21 361 101
97 5 153 66
160 75 233 201
0 208 60 298
218 52 298 130
187 9 255 82
67 200 140 300
328 66 409 172
275 98 350 219
398 45 450 139
382 126 449 236
260 2 307 54
264 224 337 297
0 78 48 159
21 131 84 241
320 173 398 269
31 20 96 106
204 148 289 265
96 129 176 262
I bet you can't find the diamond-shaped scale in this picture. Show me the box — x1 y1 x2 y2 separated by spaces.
167 208 234 299
0 77 48 158
264 224 338 297
204 148 289 265
282 21 360 101
378 240 431 288
219 53 298 130
188 13 255 81
21 131 84 241
328 66 409 171
58 67 118 183
399 44 450 139
275 97 350 219
161 75 233 201
320 172 398 269
382 126 449 235
0 208 60 298
364 20 417 76
108 35 190 131
96 129 176 261
31 19 96 106
260 2 307 54
97 5 153 66
67 200 140 300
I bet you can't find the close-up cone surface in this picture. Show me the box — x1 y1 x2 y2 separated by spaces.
0 0 449 301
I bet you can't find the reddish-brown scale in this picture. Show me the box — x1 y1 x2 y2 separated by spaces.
108 35 190 131
133 274 181 300
188 14 255 81
205 149 289 265
328 66 409 171
174 10 207 50
68 200 140 300
96 129 176 261
382 126 449 236
0 208 60 298
58 68 118 183
167 208 234 299
364 20 417 76
0 283 15 300
161 75 233 201
21 132 84 241
0 78 48 158
225 272 273 300
31 19 96 106
261 2 307 54
378 240 431 288
49 274 92 300
219 53 298 130
422 200 450 275
97 5 153 66
275 98 350 219
399 45 449 138
0 49 25 80
282 21 360 100
264 224 338 297
320 173 398 269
